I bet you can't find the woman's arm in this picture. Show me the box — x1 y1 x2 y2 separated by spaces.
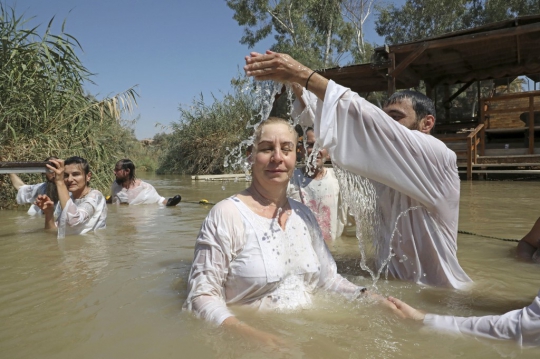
34 194 57 230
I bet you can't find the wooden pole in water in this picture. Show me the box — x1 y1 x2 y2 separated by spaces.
0 161 49 174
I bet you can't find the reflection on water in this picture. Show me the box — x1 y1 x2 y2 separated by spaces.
0 175 539 358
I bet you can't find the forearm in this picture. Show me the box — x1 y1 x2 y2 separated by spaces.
56 182 70 209
294 72 328 102
9 173 25 190
43 209 56 230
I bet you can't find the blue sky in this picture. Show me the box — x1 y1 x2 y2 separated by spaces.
8 0 389 139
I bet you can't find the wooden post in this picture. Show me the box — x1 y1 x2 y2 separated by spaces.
387 52 396 96
467 136 473 180
444 85 450 122
479 98 486 156
529 94 535 154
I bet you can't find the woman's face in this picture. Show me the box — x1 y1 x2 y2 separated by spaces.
64 164 91 195
252 123 296 187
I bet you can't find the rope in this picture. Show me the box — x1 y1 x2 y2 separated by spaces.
458 230 519 242
182 199 216 205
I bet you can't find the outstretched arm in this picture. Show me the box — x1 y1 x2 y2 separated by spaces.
9 173 25 190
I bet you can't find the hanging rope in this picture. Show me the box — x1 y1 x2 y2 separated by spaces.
458 230 519 243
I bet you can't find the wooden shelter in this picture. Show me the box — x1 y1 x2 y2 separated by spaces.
317 15 540 179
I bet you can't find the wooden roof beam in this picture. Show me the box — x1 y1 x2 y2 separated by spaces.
448 80 475 102
389 43 429 78
386 22 540 54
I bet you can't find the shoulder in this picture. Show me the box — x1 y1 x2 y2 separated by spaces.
205 197 242 225
87 189 106 202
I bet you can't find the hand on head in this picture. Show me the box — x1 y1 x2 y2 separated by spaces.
244 50 311 84
46 159 65 184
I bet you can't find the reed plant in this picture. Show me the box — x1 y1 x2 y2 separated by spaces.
0 6 139 208
158 77 260 175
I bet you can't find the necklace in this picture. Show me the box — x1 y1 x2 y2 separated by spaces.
77 187 91 199
246 186 288 208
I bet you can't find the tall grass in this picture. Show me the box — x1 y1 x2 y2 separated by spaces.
0 6 139 208
158 77 261 175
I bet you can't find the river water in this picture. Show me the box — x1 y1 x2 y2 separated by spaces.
1 174 539 358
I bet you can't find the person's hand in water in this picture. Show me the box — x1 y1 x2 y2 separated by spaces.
387 296 426 321
222 316 290 351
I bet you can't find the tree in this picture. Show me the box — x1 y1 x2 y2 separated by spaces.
375 0 540 45
226 0 356 68
340 0 379 63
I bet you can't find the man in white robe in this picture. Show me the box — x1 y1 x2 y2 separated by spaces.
244 51 472 289
110 159 181 206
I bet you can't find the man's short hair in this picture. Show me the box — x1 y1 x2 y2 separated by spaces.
384 90 436 122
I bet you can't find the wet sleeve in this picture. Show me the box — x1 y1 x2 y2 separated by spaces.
184 203 242 326
423 291 540 346
16 183 45 204
313 81 457 210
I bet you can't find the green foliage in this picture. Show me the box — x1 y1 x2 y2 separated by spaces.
158 77 259 175
375 0 540 45
0 5 139 208
226 0 362 68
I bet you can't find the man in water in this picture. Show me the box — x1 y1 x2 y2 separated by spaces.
517 216 540 262
244 51 472 289
8 156 60 215
288 127 349 243
110 159 181 206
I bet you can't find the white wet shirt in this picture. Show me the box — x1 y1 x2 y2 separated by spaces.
288 168 347 242
294 81 472 289
183 196 365 326
424 289 540 346
110 180 165 205
57 189 107 239
16 182 61 216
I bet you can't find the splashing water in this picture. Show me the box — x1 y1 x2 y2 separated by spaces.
223 79 427 287
223 80 285 176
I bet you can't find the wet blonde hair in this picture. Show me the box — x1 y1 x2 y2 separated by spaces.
252 117 298 151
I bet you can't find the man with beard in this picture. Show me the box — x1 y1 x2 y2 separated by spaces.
9 156 60 215
288 127 349 243
109 159 181 206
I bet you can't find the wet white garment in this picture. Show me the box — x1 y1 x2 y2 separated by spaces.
16 182 61 216
288 168 347 242
183 196 365 326
424 289 540 346
110 180 165 205
57 189 107 239
294 81 472 289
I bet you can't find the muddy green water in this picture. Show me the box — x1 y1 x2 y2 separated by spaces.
0 175 539 358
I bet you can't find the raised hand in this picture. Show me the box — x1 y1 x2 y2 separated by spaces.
244 50 312 84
